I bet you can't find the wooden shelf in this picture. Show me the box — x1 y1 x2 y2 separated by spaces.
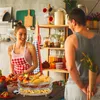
43 69 69 73
39 24 68 28
0 21 10 24
38 24 69 81
88 28 99 30
41 47 64 50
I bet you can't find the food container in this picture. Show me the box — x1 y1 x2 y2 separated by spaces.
54 10 64 25
18 75 53 96
49 56 57 63
54 8 66 25
18 83 53 96
43 37 50 47
19 87 52 96
55 62 64 69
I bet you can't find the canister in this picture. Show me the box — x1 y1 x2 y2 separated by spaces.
54 10 64 25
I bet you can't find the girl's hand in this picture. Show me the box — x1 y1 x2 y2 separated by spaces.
11 71 15 75
23 70 27 74
20 70 27 75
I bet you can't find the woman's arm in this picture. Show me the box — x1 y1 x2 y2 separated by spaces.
8 45 14 74
65 36 87 94
24 43 38 74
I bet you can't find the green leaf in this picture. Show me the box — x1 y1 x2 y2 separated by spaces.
81 52 98 73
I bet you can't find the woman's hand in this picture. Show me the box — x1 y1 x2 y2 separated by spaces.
20 70 27 75
23 70 27 74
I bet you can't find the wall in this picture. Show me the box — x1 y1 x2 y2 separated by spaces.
0 23 13 76
78 0 100 13
0 0 99 23
0 42 13 75
0 0 65 24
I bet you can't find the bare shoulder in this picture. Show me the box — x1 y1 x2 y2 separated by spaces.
8 44 13 56
8 45 13 52
65 34 77 44
26 42 35 51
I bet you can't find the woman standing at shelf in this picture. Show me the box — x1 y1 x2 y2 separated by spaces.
8 24 38 75
64 8 100 100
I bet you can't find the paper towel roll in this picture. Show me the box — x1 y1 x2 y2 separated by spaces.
54 10 64 25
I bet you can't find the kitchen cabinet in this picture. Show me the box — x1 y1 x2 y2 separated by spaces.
38 24 69 81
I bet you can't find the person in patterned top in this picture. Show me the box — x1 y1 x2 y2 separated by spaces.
8 24 38 75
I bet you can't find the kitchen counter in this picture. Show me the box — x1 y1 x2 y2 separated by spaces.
1 85 64 100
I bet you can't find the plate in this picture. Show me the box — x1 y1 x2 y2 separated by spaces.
0 93 15 99
0 95 13 99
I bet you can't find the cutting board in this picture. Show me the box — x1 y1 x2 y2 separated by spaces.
24 10 33 27
16 9 35 27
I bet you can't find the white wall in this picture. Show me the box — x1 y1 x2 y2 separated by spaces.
78 0 100 13
0 0 65 24
0 42 13 75
0 23 13 76
0 0 99 23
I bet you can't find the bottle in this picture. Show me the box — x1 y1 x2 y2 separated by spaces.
60 30 65 43
60 30 65 48
0 70 2 76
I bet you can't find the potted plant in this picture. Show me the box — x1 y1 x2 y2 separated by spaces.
86 15 93 28
91 13 99 29
81 52 98 100
63 0 77 13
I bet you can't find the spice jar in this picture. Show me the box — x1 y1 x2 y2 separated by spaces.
43 37 50 47
50 34 60 47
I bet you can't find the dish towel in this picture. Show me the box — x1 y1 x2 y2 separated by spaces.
33 39 42 74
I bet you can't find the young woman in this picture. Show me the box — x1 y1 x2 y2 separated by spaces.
64 8 100 100
8 24 38 75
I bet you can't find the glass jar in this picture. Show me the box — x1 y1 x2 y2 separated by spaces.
60 30 65 43
60 42 64 48
53 39 60 47
50 34 60 47
43 37 50 47
50 62 56 69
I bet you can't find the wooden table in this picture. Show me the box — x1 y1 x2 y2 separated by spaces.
1 85 64 100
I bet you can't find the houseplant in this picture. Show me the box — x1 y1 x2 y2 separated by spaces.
81 52 98 100
63 0 77 13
